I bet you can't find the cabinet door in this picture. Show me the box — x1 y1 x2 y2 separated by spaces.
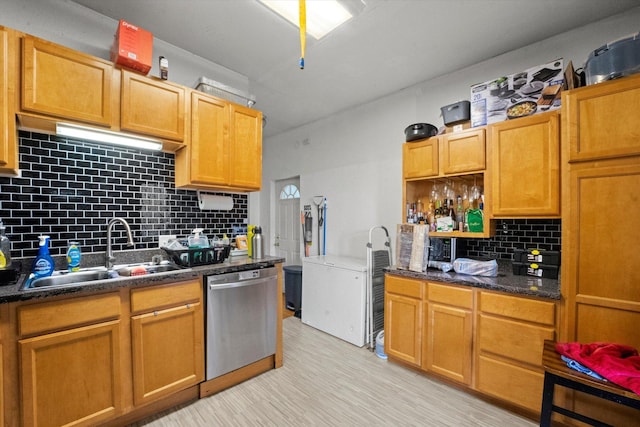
21 36 113 126
490 111 560 217
563 73 640 162
131 302 204 406
184 91 230 186
229 103 262 190
423 283 473 384
0 27 18 175
442 129 485 174
120 70 186 141
424 302 472 384
403 137 439 179
564 160 640 350
20 321 122 427
384 293 421 366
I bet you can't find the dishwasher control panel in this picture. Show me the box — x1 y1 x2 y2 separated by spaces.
239 270 260 280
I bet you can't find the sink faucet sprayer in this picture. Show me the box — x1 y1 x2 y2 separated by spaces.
106 218 135 269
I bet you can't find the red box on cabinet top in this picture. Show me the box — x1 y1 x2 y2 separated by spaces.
110 19 153 75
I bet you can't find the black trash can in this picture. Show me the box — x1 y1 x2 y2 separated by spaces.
283 265 302 318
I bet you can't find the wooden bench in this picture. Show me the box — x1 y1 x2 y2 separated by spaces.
540 340 640 427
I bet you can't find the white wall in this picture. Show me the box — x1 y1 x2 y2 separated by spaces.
260 8 640 261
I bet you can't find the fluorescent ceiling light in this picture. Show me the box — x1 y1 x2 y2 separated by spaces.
259 0 353 39
56 123 163 151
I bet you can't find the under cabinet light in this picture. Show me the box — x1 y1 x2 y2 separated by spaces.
56 123 163 151
259 0 354 39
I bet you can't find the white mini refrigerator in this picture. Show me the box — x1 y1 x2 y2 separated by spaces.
301 255 368 347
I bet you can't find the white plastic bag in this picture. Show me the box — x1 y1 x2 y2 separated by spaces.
453 258 498 277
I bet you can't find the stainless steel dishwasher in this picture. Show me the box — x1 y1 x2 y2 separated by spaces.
205 267 278 380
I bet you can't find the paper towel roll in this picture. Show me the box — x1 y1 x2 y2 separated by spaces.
197 192 234 211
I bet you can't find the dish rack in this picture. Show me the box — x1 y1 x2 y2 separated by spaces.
162 245 230 267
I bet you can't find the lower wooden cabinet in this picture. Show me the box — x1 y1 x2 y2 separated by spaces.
384 274 558 417
17 292 123 427
475 291 556 412
130 279 204 406
423 283 473 385
384 275 422 366
6 279 205 426
20 321 123 427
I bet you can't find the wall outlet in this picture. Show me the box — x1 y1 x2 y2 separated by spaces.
158 234 176 248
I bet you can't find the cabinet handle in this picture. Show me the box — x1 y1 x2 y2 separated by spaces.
186 303 191 309
153 311 158 316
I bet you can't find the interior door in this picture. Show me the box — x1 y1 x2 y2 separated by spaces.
275 177 301 266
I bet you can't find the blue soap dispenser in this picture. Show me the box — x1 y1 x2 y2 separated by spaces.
32 235 55 278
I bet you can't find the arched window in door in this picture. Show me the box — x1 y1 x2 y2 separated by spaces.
280 184 300 200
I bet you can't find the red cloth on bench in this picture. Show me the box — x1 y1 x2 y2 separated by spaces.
556 342 640 395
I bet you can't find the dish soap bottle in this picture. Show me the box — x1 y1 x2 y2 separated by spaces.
0 220 12 269
188 228 209 248
66 241 81 272
32 235 55 278
188 228 209 264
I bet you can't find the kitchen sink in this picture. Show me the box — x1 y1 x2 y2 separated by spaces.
25 270 112 289
21 262 187 291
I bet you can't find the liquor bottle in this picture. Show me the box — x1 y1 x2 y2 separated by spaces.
456 196 464 232
448 199 456 231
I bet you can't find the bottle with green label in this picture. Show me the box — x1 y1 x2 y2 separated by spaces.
67 241 81 272
0 220 12 269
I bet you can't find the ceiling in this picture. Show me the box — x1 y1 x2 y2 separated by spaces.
72 0 639 138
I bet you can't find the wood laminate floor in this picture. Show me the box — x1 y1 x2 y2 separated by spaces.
130 318 536 426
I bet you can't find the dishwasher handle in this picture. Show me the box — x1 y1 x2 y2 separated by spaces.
208 275 275 291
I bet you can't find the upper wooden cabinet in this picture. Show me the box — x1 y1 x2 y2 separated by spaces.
563 73 640 162
229 103 262 190
175 90 262 192
402 128 491 237
441 129 486 175
402 128 485 180
21 35 114 127
489 111 560 217
403 137 439 179
0 27 19 176
179 92 228 186
120 70 186 142
18 33 187 152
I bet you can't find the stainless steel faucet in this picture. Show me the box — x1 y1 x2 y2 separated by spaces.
106 218 135 269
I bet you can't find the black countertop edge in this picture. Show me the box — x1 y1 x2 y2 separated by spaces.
385 262 561 300
0 256 285 304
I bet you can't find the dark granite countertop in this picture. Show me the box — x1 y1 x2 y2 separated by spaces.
386 260 561 300
0 254 285 304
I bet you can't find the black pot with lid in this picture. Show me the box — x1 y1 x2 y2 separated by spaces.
404 123 438 142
